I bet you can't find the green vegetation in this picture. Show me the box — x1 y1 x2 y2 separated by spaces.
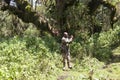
0 0 120 80
0 36 62 80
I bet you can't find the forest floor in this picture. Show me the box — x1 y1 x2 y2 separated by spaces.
56 46 120 80
56 63 120 80
56 64 120 80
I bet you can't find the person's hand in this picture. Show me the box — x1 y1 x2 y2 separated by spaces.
70 35 73 39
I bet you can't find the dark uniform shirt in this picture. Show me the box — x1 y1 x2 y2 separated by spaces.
61 37 72 54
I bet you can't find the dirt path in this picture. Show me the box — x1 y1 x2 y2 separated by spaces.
57 71 73 80
57 70 88 80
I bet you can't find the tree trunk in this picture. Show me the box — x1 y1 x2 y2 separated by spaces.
55 0 65 29
55 0 77 32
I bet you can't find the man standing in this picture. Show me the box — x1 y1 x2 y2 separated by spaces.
61 32 73 70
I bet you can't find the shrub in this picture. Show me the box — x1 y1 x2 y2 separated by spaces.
0 36 62 80
93 26 120 61
70 42 85 59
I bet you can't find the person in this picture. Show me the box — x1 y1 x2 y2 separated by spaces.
61 32 73 70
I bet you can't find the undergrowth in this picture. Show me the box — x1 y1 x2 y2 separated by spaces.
0 35 62 80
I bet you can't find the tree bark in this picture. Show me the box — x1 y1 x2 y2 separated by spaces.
55 0 65 27
55 0 76 31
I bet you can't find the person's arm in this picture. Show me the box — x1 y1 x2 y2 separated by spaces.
62 36 73 43
67 38 72 43
68 35 73 43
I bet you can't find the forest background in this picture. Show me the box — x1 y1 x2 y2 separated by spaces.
0 0 120 80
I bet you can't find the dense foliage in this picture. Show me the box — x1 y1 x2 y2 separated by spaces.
0 0 120 80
